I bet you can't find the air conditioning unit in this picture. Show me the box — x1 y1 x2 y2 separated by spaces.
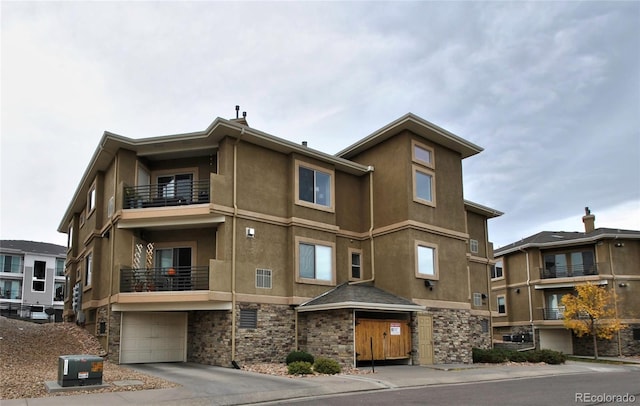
58 355 103 387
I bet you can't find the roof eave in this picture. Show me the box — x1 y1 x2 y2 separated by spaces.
296 301 425 313
337 113 483 159
464 200 504 218
495 232 640 257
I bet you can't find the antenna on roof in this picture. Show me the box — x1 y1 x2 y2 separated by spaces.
235 105 240 119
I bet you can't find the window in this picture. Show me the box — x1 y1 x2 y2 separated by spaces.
54 281 65 301
415 242 438 279
239 309 257 329
491 260 504 279
413 166 435 205
32 260 46 292
633 328 640 341
55 258 65 277
470 239 479 254
0 279 22 299
497 296 506 314
295 161 334 211
256 269 272 289
87 184 96 213
350 250 362 280
296 238 335 285
158 173 193 200
412 141 434 168
543 251 595 277
84 253 92 287
1 255 22 273
67 222 73 249
473 292 483 307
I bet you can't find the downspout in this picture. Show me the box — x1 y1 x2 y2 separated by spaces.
609 241 623 356
519 248 536 352
231 127 245 363
106 152 118 357
484 221 493 348
351 166 375 284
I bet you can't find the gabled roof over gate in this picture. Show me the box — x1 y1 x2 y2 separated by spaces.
297 282 425 313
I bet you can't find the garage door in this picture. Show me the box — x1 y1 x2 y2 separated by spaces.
539 329 573 354
120 312 187 364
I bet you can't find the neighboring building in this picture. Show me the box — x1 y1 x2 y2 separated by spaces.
491 208 640 356
58 110 502 366
0 240 67 322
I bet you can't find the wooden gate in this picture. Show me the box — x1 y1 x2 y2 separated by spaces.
355 318 411 361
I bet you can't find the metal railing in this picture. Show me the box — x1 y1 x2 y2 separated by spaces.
123 180 210 209
542 307 565 320
539 263 599 279
120 266 209 292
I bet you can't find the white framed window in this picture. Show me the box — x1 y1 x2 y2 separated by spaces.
412 140 435 168
84 253 93 287
473 292 483 307
295 237 335 285
87 182 96 214
349 249 362 280
413 166 436 206
415 241 439 280
497 295 506 314
491 259 504 279
54 281 65 301
32 260 46 292
67 222 73 249
295 160 334 211
1 279 22 299
256 268 272 289
55 258 65 277
470 239 479 254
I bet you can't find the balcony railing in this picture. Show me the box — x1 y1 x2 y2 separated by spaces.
539 264 599 279
120 266 209 292
542 307 565 320
123 180 210 209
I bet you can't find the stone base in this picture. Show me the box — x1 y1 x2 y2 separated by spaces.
45 381 110 393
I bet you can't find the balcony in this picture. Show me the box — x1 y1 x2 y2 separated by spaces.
120 266 209 293
541 307 565 320
539 264 599 279
124 180 210 209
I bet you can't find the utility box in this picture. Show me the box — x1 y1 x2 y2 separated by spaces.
57 355 103 387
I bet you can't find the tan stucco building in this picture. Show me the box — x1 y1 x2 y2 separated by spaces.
59 111 502 366
491 208 640 356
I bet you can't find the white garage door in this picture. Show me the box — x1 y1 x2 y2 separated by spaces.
539 329 573 354
120 312 187 364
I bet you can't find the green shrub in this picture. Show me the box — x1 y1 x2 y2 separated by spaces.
538 349 567 364
508 351 528 363
313 358 341 375
287 361 313 375
524 350 542 363
286 351 314 365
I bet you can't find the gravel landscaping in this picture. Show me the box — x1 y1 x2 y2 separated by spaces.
0 316 177 399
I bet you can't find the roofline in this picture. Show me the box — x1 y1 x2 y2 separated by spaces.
296 301 425 313
495 232 640 257
336 113 483 159
58 118 371 232
464 200 504 218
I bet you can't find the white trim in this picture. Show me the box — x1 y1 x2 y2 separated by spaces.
297 301 425 313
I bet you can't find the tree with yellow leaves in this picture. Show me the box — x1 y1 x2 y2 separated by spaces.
561 282 625 359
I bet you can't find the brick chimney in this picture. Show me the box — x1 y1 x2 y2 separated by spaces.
582 207 595 233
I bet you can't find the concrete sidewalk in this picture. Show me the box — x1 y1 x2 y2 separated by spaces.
3 360 639 406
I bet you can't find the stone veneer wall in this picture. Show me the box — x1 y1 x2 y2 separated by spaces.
188 310 233 366
468 314 492 350
411 308 473 364
298 309 354 367
107 309 122 363
234 303 296 364
573 324 640 357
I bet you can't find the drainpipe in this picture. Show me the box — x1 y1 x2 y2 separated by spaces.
106 152 118 357
351 166 375 284
231 128 245 363
609 241 623 356
484 221 493 348
518 247 536 352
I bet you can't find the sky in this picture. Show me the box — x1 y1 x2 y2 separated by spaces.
1 1 639 249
